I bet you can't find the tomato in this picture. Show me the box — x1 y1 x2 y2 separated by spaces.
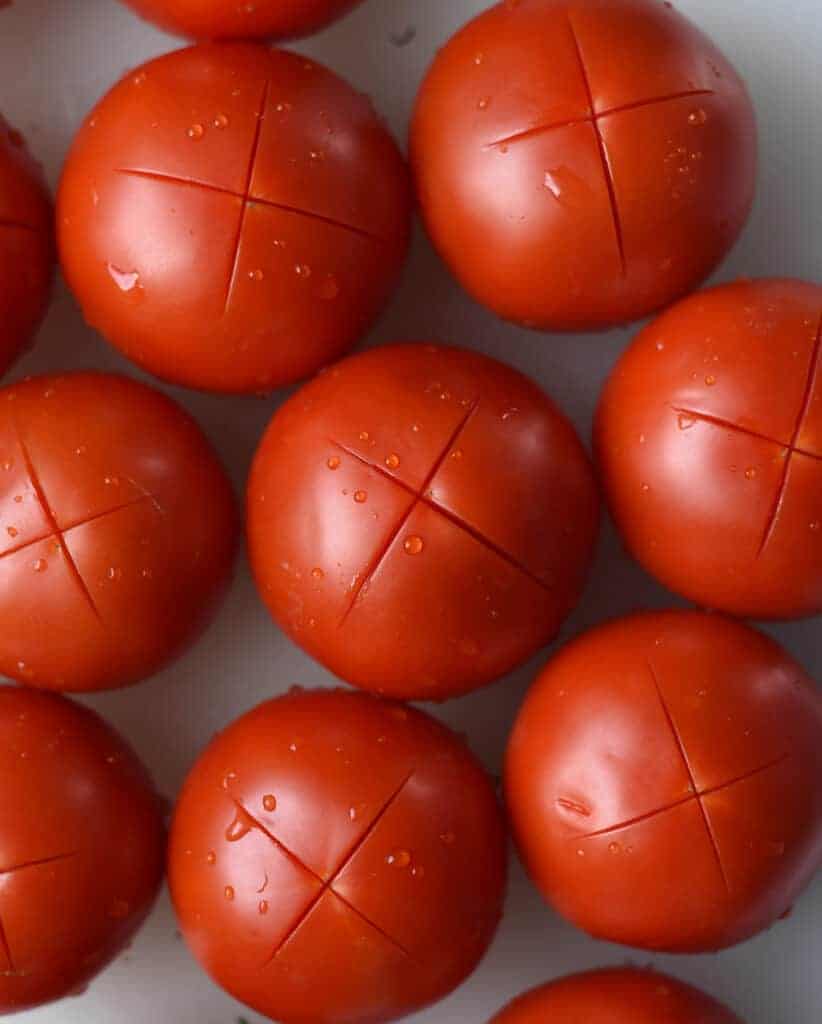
0 686 165 1013
490 968 743 1023
411 0 757 331
246 343 600 701
57 44 410 395
596 279 822 619
0 116 53 376
505 610 822 952
169 688 507 1024
118 0 363 40
0 371 237 692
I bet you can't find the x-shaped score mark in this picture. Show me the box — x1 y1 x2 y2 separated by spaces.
332 399 552 626
0 426 161 622
115 78 384 314
230 771 417 965
670 312 822 556
0 852 76 975
568 662 792 894
485 15 716 274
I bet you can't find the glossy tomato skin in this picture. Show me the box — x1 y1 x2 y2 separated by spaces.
0 116 53 376
246 343 600 701
411 0 756 332
0 371 237 692
596 279 822 619
0 686 165 1013
118 0 363 40
169 688 507 1024
57 44 410 395
505 610 822 953
490 968 743 1023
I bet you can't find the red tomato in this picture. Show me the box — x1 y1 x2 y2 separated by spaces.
0 372 237 692
57 44 410 394
118 0 363 40
490 968 743 1023
0 116 53 376
169 688 507 1024
411 0 757 331
505 610 822 952
0 686 165 1013
596 279 822 619
246 343 600 700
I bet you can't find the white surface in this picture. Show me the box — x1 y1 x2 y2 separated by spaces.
0 0 820 1021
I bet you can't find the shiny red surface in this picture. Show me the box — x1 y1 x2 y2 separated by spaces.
411 0 756 331
119 0 363 40
490 968 743 1023
169 688 507 1024
246 343 600 700
0 116 53 376
58 44 410 394
0 686 165 1013
0 371 237 692
506 610 822 952
596 278 822 619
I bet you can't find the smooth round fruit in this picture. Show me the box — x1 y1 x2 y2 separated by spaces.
169 688 507 1024
0 115 53 375
0 686 165 1013
490 968 743 1023
0 371 237 691
247 343 600 700
118 0 363 40
411 0 757 331
58 44 410 394
505 610 822 952
596 279 822 619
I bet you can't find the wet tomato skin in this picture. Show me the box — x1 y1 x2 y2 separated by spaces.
411 0 757 331
0 686 165 1014
505 610 822 953
118 0 364 41
0 116 53 376
246 343 600 701
57 44 411 395
169 687 507 1024
489 968 744 1023
0 371 237 692
596 278 822 619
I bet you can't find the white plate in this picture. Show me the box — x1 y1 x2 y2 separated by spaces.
1 0 820 1021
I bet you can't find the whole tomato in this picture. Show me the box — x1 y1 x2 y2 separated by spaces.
0 686 165 1013
506 610 822 952
0 371 237 691
58 44 410 394
596 278 822 619
0 116 53 375
169 688 507 1024
247 343 599 700
118 0 364 40
411 0 756 331
490 968 743 1023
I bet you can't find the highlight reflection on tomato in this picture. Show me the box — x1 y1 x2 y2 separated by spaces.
489 968 744 1024
118 0 364 41
247 343 600 701
0 372 237 692
58 44 410 394
506 610 822 952
0 115 53 376
596 278 822 620
0 686 165 1014
169 688 507 1024
411 0 757 331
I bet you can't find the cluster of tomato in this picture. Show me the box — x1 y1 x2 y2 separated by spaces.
0 1 819 1022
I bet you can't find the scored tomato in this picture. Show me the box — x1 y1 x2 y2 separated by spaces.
169 688 507 1024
